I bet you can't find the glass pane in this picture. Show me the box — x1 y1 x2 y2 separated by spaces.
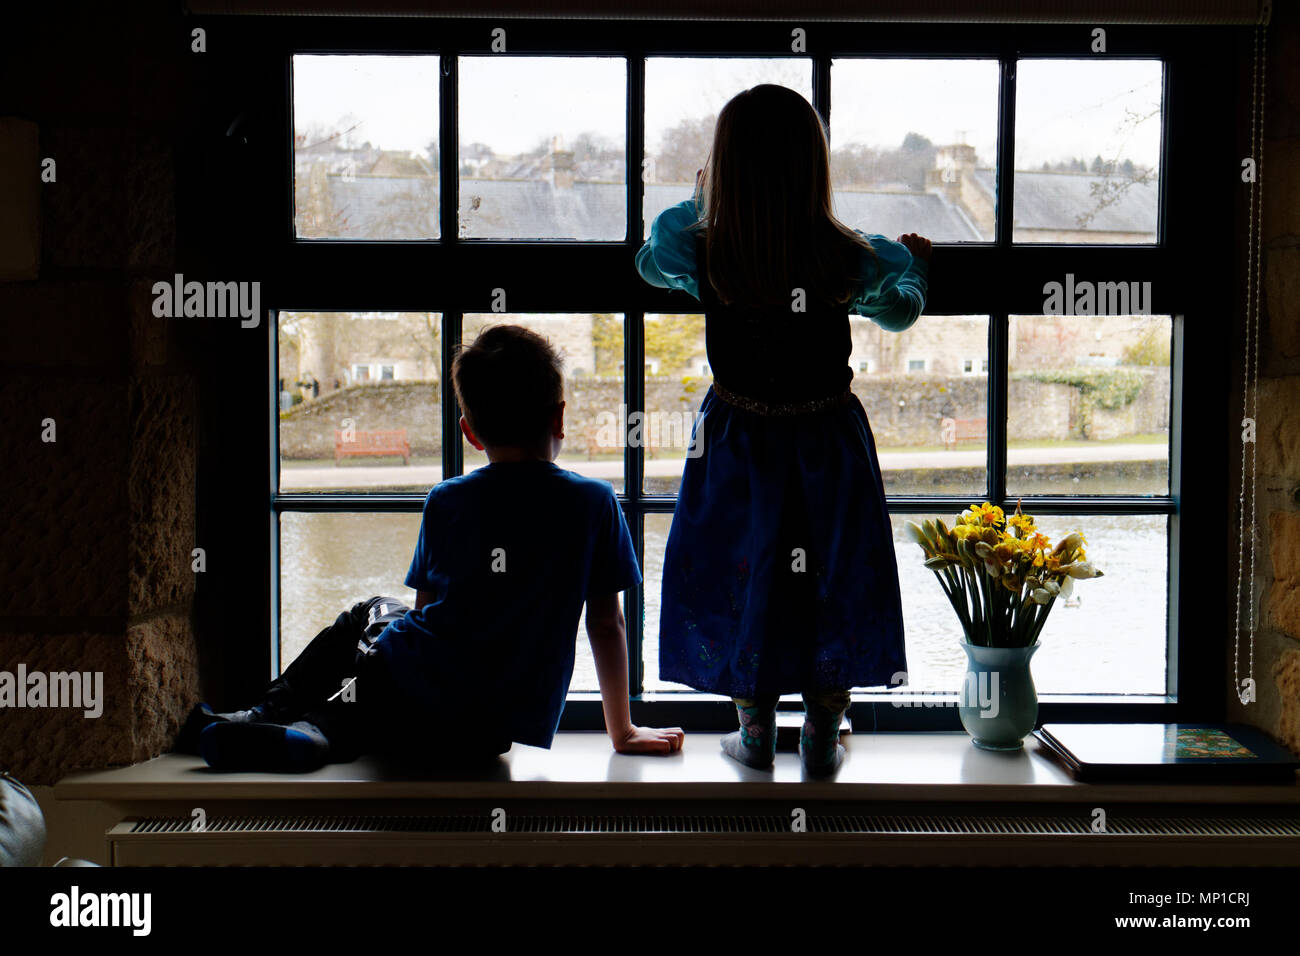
644 57 812 238
278 311 442 493
858 314 989 496
830 58 999 242
569 602 600 693
643 313 988 497
643 512 695 692
458 56 626 239
278 512 420 671
281 510 604 691
1007 314 1171 495
292 55 439 239
1013 59 1162 243
649 507 1165 696
643 313 709 496
461 314 624 492
887 511 1166 695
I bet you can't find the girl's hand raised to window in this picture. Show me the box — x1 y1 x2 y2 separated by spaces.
897 232 933 263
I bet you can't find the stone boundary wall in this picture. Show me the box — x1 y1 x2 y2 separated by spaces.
279 369 1171 459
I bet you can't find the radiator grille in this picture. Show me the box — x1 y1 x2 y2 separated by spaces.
130 812 1300 837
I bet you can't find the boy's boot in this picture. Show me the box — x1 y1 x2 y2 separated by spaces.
174 679 302 754
721 695 779 770
198 718 330 773
800 689 851 777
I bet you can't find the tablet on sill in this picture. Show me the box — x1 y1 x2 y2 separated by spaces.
1034 723 1300 783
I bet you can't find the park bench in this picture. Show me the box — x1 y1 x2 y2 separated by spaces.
334 428 412 465
940 416 986 450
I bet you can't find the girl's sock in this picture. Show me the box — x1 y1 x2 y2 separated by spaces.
800 689 851 776
198 719 330 773
721 696 779 769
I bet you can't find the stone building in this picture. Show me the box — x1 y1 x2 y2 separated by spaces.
291 138 1162 388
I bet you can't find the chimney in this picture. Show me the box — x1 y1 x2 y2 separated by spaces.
549 134 575 190
927 143 976 201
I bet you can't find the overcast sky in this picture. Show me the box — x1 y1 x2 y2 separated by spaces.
293 54 1162 170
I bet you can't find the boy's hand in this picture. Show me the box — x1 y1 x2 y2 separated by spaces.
613 724 685 755
897 232 932 263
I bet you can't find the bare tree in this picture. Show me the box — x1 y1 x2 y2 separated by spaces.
653 114 716 183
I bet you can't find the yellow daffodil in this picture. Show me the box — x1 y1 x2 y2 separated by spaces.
969 503 1005 527
909 505 1101 648
1007 512 1036 536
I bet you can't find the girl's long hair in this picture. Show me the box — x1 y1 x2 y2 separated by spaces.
688 84 877 309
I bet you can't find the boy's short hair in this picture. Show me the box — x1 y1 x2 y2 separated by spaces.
452 324 564 447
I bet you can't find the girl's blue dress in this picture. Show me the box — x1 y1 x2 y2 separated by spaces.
636 199 929 698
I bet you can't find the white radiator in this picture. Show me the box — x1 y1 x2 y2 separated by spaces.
105 810 1300 866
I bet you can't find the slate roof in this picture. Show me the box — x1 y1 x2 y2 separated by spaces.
304 167 1155 241
972 168 1158 235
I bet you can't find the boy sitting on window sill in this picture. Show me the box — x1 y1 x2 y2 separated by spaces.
176 324 684 772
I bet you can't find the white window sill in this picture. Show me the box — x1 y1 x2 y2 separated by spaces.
54 732 1300 805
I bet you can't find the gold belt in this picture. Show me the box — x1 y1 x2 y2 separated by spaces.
711 380 853 416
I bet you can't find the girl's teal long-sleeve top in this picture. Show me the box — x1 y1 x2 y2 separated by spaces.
634 198 928 332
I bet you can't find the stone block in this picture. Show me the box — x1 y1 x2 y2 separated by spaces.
1262 138 1300 243
1255 376 1300 480
1268 510 1300 640
124 613 199 761
1263 244 1300 366
123 132 175 273
1264 14 1300 142
0 632 134 785
1273 646 1300 758
0 281 128 369
129 279 169 368
39 127 173 273
128 376 197 617
41 127 130 271
0 378 128 621
0 116 40 280
0 614 199 783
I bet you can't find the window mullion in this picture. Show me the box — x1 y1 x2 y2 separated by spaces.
439 52 462 483
625 51 647 698
813 48 830 129
628 51 645 248
442 311 463 479
1166 314 1185 701
989 313 1009 507
626 304 645 696
439 51 458 245
995 54 1016 247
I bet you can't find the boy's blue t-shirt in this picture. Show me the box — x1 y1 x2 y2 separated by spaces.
369 461 641 749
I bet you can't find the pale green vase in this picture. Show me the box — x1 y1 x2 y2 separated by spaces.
957 642 1041 751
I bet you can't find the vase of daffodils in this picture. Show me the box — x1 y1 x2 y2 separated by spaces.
905 502 1103 750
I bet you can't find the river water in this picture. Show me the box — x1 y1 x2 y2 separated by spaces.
280 509 1167 698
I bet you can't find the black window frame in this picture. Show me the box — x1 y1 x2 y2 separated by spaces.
196 15 1235 731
